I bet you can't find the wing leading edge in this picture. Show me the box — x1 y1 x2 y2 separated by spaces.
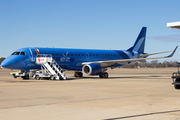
82 46 178 68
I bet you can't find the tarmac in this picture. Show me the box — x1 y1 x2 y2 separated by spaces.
0 68 180 120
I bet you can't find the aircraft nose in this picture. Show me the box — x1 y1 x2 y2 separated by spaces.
1 60 6 67
1 57 16 69
1 58 10 68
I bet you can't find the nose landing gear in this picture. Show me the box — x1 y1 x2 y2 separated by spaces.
74 72 83 78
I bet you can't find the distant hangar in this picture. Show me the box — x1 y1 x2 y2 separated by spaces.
167 21 180 29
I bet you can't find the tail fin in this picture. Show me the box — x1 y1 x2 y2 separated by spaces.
127 27 147 53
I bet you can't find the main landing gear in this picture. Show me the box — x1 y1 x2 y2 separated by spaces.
74 72 109 78
74 72 83 78
99 72 108 78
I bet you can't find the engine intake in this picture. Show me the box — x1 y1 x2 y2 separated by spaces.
82 64 103 75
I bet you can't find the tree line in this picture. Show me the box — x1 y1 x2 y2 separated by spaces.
0 57 5 64
123 60 179 68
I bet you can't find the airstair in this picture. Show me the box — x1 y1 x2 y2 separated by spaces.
35 54 66 80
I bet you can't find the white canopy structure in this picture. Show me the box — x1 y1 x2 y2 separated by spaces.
167 22 180 29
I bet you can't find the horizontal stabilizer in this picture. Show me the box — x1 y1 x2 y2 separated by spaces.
139 51 171 58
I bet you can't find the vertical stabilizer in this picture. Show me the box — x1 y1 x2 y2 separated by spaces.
127 27 147 53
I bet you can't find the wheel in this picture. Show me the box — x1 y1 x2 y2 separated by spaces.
22 75 29 80
35 75 40 80
103 72 108 78
50 76 55 80
99 74 103 78
59 76 64 80
74 72 79 77
174 84 180 89
79 72 83 77
174 78 180 89
99 72 108 78
74 72 83 78
13 74 17 78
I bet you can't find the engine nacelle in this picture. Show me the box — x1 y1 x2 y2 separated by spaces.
82 64 103 75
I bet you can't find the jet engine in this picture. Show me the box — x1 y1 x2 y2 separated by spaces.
82 64 103 75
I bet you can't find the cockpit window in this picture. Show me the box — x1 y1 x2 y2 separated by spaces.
20 52 26 55
11 52 20 55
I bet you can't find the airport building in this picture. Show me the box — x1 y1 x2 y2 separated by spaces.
167 21 180 29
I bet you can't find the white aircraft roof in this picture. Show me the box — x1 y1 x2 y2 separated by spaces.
167 22 180 29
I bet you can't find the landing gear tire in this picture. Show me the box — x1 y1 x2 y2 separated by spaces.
99 74 103 78
22 75 29 80
104 72 108 78
74 72 83 78
99 72 108 78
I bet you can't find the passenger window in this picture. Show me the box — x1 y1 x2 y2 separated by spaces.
82 54 84 56
12 52 20 55
71 54 74 56
20 52 26 55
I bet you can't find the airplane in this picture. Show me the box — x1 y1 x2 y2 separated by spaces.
1 27 178 79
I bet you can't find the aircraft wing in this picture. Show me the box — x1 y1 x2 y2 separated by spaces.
82 46 178 68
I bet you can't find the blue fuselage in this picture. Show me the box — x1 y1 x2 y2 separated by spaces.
1 47 139 71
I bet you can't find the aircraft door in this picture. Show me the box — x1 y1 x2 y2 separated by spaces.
29 48 40 62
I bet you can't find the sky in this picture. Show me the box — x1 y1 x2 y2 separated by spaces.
0 0 180 62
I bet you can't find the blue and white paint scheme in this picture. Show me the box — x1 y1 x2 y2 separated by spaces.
1 27 178 78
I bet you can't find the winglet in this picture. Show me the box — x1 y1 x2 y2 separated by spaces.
165 46 178 58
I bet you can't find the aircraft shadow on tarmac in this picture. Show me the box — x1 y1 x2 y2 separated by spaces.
104 109 180 120
6 75 162 81
66 75 162 81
